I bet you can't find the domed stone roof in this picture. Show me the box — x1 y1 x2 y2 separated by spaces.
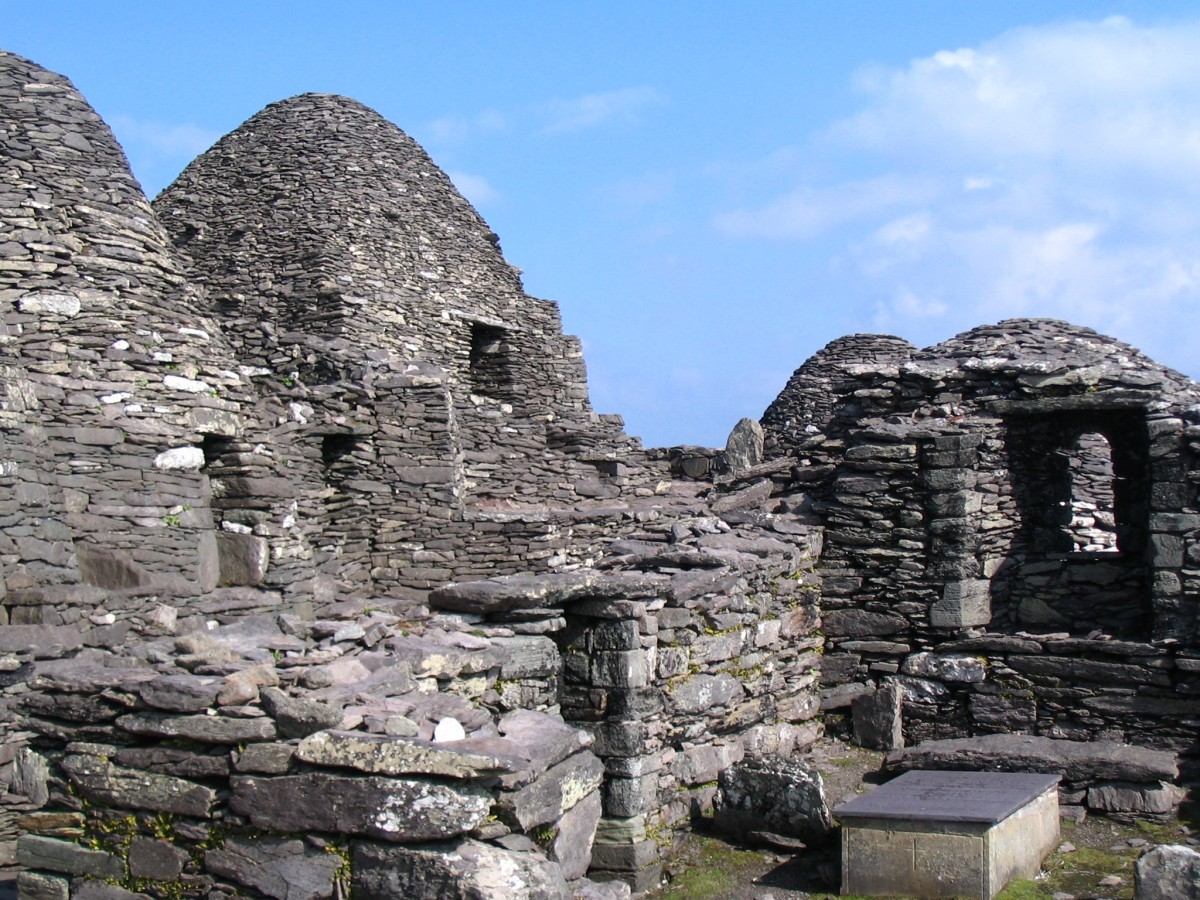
0 50 194 303
155 93 526 351
761 333 916 443
155 92 594 419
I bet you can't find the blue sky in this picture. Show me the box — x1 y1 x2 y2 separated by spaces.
8 3 1200 446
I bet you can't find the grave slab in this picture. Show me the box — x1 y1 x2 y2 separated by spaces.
834 770 1060 899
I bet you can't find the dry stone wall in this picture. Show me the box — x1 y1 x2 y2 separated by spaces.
762 318 1200 769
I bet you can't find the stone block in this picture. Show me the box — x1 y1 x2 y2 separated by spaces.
549 788 602 881
128 836 188 881
496 751 605 830
852 685 904 750
714 756 832 843
17 871 70 900
351 839 569 900
204 836 341 900
216 532 269 586
230 773 490 841
1136 844 1200 899
836 771 1060 900
17 835 123 878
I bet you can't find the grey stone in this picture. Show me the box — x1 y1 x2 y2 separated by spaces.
823 609 908 637
430 571 664 614
497 751 605 831
204 836 341 900
549 788 602 881
885 734 1178 783
723 417 765 475
127 836 188 881
1136 844 1200 900
351 839 570 900
295 730 522 778
117 711 276 744
17 835 123 878
1087 780 1184 815
16 871 70 900
61 754 217 818
852 685 904 750
714 756 832 843
230 772 490 840
260 687 342 739
138 673 222 712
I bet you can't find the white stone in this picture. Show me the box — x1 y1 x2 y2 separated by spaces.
432 717 466 743
163 374 211 393
100 392 132 404
18 293 81 317
153 447 204 471
901 652 988 683
179 327 210 340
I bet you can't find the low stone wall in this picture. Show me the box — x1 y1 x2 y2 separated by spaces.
3 605 628 899
822 632 1200 765
433 509 825 891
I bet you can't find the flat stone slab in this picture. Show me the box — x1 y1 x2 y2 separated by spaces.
429 571 665 614
835 770 1060 899
836 770 1060 824
884 733 1178 784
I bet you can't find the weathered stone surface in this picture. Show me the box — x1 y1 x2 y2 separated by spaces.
885 734 1178 783
714 756 832 842
1136 844 1200 900
430 571 665 614
823 609 908 637
549 788 602 880
723 417 765 475
230 773 490 841
17 835 123 878
138 674 222 712
117 711 276 744
204 836 341 900
14 747 50 806
295 730 522 778
852 685 903 750
61 754 217 818
668 673 744 714
1087 780 1184 815
17 871 70 900
233 742 295 774
260 687 342 739
127 836 188 881
351 839 570 900
70 881 151 900
899 652 986 683
497 751 605 831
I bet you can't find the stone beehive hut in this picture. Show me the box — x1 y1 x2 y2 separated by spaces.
0 48 260 622
0 50 830 897
762 318 1200 759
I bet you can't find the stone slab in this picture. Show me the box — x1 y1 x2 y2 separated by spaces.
835 770 1060 824
836 770 1060 899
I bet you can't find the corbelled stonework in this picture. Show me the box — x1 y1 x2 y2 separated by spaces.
5 45 1200 900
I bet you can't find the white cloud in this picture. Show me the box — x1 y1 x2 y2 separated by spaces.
713 16 1200 371
714 175 939 239
540 86 664 134
447 171 501 207
425 109 509 143
109 115 221 162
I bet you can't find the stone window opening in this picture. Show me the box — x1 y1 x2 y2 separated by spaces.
321 433 363 484
468 322 515 401
1061 431 1120 553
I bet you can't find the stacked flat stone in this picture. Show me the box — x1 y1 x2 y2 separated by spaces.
7 603 627 899
761 317 1200 770
431 496 824 892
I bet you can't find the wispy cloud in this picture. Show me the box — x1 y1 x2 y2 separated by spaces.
539 86 664 134
447 171 501 207
109 114 221 163
711 16 1200 365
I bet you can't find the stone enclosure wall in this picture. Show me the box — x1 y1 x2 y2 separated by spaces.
7 42 1200 900
762 319 1200 770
